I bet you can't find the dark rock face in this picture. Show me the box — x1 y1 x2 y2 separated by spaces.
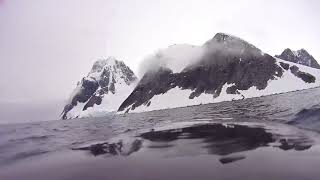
276 48 320 69
279 62 290 70
61 77 99 119
61 57 137 119
278 62 315 83
290 65 316 83
120 67 174 111
118 33 283 112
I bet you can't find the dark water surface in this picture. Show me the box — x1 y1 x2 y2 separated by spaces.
1 87 320 180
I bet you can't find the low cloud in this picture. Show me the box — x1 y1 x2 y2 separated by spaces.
138 44 205 77
137 34 263 77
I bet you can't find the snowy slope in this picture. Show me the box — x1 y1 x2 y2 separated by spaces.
62 57 137 119
118 33 320 113
123 61 320 113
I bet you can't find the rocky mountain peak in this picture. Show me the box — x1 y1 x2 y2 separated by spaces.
89 57 137 87
90 57 117 73
276 48 320 69
61 57 137 119
203 33 263 57
212 33 233 42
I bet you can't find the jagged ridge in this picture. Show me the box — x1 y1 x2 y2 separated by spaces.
276 48 320 69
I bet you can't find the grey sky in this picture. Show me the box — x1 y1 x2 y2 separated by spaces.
0 0 320 104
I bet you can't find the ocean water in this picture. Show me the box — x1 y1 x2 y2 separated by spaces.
1 87 320 179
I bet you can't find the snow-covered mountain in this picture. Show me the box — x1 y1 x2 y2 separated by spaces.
61 57 137 119
276 48 320 69
118 33 320 113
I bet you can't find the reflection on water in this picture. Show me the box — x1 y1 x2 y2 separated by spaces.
141 124 274 156
219 155 246 164
73 123 313 164
73 139 142 156
276 138 312 151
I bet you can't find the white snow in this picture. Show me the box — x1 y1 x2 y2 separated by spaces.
127 87 213 113
78 82 136 118
66 101 87 118
126 58 320 113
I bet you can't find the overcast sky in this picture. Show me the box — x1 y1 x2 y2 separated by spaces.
0 0 320 105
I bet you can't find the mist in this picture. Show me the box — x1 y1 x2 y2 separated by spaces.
0 101 64 124
137 33 265 77
138 44 205 77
